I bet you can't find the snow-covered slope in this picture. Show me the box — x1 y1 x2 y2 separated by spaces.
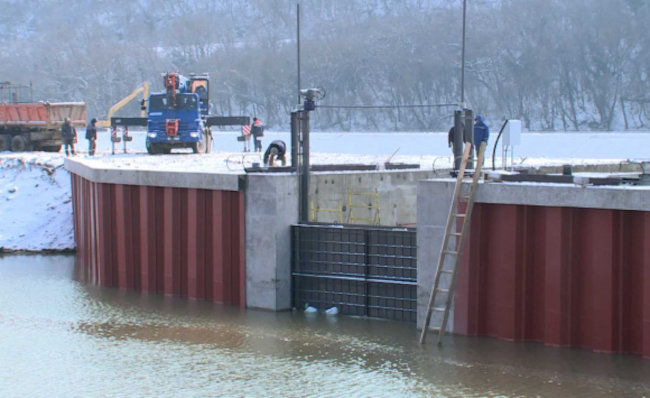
0 154 74 251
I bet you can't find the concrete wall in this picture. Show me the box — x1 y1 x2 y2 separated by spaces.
310 170 434 226
417 178 650 357
244 173 298 311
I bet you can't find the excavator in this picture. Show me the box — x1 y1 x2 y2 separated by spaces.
96 83 149 128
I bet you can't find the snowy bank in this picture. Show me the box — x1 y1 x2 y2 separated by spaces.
0 153 74 252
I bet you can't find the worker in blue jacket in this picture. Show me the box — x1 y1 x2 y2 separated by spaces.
473 114 489 160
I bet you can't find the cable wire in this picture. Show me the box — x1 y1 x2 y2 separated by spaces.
318 103 457 110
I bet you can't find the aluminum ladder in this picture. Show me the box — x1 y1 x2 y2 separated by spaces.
419 141 487 345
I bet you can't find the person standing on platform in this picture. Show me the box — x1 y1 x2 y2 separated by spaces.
61 117 76 156
473 114 489 161
85 118 98 156
447 122 464 156
251 117 265 152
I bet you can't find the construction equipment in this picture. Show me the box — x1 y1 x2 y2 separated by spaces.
112 72 249 154
419 141 486 345
96 83 149 128
0 82 86 152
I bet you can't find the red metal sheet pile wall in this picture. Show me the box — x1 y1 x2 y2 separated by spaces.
455 204 650 358
71 174 245 306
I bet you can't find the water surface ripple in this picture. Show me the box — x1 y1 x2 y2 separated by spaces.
1 255 649 397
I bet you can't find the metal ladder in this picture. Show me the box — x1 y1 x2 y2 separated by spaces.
419 141 487 345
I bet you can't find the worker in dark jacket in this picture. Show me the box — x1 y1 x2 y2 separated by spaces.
251 117 264 152
61 117 76 156
447 122 464 155
85 118 98 156
473 114 489 161
263 140 287 166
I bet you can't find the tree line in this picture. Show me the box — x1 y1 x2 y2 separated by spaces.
1 0 648 131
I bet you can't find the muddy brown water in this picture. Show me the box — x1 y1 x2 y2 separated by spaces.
1 254 649 397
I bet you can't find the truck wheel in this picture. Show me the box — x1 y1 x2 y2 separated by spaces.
193 137 206 154
0 135 10 152
10 135 29 152
205 133 212 153
42 145 62 152
146 143 159 154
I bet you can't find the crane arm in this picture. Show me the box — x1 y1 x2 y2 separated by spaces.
97 82 149 128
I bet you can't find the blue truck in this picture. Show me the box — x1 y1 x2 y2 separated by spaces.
112 73 249 154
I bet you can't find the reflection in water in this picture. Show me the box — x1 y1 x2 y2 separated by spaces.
1 254 650 397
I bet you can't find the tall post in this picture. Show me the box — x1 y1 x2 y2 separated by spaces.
460 0 467 107
297 3 301 105
300 111 310 223
464 109 474 169
291 111 300 171
453 110 464 171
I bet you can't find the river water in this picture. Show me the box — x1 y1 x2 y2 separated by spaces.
2 255 650 397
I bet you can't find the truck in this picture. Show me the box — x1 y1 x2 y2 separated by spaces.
112 73 249 154
0 82 87 152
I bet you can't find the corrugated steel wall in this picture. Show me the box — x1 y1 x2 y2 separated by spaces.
455 203 650 357
71 173 245 306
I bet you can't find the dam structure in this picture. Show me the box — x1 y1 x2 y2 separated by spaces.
66 156 650 358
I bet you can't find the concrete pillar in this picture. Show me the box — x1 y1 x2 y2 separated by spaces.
244 173 299 310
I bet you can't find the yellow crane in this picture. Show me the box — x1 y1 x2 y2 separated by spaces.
96 82 149 127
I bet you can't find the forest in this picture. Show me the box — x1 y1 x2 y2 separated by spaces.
1 0 649 131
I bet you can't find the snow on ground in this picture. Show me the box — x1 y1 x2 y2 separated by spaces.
1 130 649 252
0 153 74 251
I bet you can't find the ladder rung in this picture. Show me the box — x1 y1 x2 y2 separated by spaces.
440 269 454 274
459 195 471 201
433 306 447 312
443 250 458 256
455 213 466 218
450 232 462 237
437 288 450 294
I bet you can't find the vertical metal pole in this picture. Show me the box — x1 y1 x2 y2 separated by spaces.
453 110 463 171
460 0 467 106
291 111 300 171
297 3 301 105
300 112 310 223
464 109 474 169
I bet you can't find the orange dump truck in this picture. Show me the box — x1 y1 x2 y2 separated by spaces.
0 102 87 152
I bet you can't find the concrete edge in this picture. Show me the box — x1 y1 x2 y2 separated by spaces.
421 178 650 212
64 158 243 191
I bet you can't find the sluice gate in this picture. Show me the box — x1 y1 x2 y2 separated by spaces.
292 224 417 322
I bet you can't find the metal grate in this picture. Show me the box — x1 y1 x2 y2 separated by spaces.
292 224 417 322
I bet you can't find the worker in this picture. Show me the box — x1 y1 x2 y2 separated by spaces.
251 117 264 152
61 117 76 156
447 122 464 156
263 140 287 166
473 114 490 162
85 118 97 156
